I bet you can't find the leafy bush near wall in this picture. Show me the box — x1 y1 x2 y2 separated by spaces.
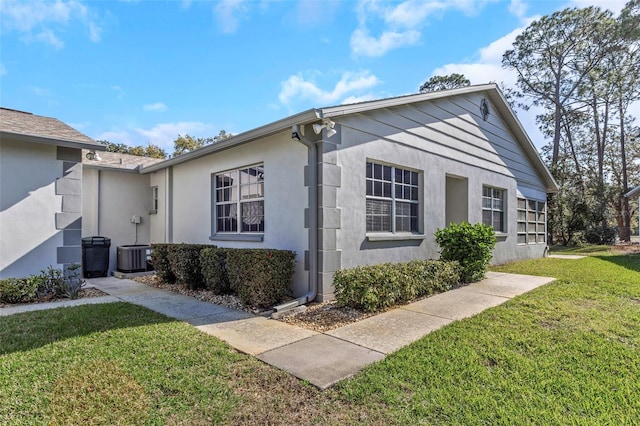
0 264 87 303
333 260 461 313
435 222 497 283
199 247 230 294
0 277 39 303
225 249 296 308
151 244 175 283
167 244 212 290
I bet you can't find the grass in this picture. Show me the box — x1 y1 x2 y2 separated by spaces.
1 252 639 424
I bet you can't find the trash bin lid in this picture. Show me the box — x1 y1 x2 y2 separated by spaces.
82 236 111 247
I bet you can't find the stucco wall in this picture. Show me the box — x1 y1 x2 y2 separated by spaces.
0 140 64 277
82 168 152 273
166 132 310 297
328 92 548 295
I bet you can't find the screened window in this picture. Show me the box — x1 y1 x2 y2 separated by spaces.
214 165 264 233
482 186 505 232
517 197 546 244
366 162 419 233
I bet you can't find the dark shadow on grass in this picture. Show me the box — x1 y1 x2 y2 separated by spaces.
0 302 176 355
594 253 640 273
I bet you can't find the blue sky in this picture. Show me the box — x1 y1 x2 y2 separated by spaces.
0 0 631 153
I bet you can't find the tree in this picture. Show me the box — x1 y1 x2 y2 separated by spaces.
419 73 470 93
172 130 233 156
97 140 167 159
502 7 615 167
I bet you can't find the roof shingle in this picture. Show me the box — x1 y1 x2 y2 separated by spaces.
0 107 100 147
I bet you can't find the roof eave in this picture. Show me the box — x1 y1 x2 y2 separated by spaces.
0 130 104 150
140 109 321 174
625 185 640 198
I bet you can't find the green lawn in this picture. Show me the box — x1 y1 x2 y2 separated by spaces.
1 253 639 425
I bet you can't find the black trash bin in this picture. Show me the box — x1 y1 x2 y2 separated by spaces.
82 236 111 278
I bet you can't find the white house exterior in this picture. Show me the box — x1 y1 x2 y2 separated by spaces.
82 151 163 273
141 84 558 302
0 107 104 278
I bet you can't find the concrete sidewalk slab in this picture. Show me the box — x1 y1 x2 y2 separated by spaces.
464 272 555 298
0 295 120 316
403 287 509 321
257 334 385 390
197 316 318 355
327 309 452 354
548 254 586 259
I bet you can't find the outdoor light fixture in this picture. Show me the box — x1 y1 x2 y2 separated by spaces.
85 151 102 161
313 119 336 138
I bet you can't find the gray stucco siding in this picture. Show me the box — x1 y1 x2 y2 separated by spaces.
331 93 548 281
161 132 311 297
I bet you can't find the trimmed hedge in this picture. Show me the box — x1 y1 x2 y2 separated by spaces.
226 249 296 308
200 247 230 294
333 260 461 313
151 244 175 283
435 222 496 283
167 244 212 290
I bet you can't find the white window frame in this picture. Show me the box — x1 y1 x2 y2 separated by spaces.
482 186 506 233
150 186 158 214
366 161 420 234
517 197 546 244
212 164 264 235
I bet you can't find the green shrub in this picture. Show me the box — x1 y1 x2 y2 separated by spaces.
151 244 175 283
226 249 295 308
167 244 211 290
435 221 496 283
333 260 461 313
37 265 65 297
0 277 38 303
200 247 230 294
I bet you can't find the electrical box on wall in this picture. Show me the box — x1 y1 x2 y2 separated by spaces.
131 216 141 224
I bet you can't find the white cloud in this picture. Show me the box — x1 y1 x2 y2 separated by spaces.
279 71 380 106
33 29 64 49
31 86 53 97
508 0 528 20
351 28 420 58
96 121 217 152
351 0 499 57
111 85 125 100
144 102 169 112
215 0 248 34
0 0 103 47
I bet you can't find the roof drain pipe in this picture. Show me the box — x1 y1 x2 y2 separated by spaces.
273 124 318 312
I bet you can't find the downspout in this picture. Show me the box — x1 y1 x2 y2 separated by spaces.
273 124 318 311
97 170 102 236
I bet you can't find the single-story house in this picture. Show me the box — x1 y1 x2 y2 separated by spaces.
82 150 164 273
140 83 558 304
0 107 105 278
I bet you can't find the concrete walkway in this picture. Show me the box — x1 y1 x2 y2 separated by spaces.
1 271 555 390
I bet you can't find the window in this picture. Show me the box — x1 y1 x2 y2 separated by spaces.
214 165 264 233
366 161 419 233
150 186 158 214
517 198 546 244
482 186 505 232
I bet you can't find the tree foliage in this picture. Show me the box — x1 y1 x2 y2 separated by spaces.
502 1 640 244
98 140 167 159
419 73 470 93
172 130 233 156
